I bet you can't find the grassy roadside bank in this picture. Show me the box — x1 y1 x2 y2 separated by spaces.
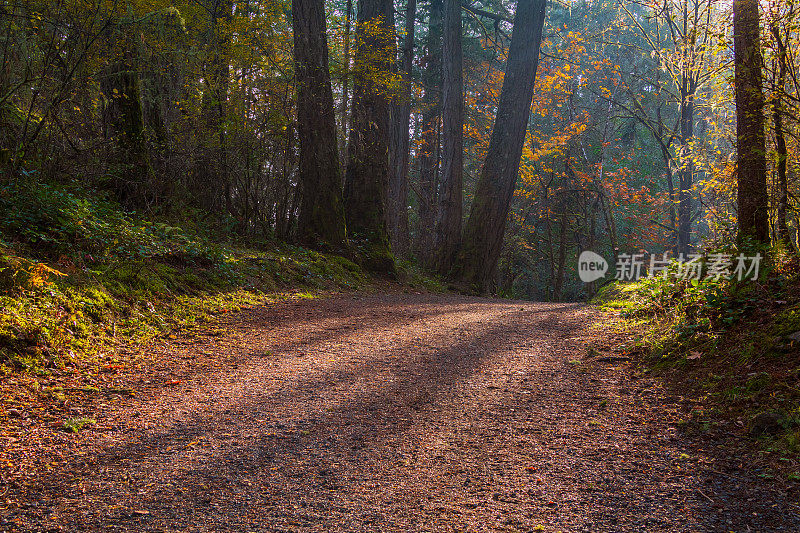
592 254 800 484
1 245 367 374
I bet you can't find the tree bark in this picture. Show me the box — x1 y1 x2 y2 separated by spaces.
338 0 353 169
293 0 348 251
734 0 768 246
676 91 694 256
552 207 568 302
770 19 789 246
413 0 443 265
433 0 463 274
196 0 233 214
343 0 397 272
101 43 153 210
388 0 416 256
452 0 547 293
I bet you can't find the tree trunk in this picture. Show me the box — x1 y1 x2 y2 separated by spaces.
388 0 416 256
655 104 678 249
338 0 353 169
676 82 694 256
196 0 232 214
101 45 153 210
452 0 547 293
433 0 463 274
771 20 789 246
734 0 768 246
553 207 568 302
413 0 443 265
293 0 347 250
343 0 397 272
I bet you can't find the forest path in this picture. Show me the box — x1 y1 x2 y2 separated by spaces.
9 293 800 532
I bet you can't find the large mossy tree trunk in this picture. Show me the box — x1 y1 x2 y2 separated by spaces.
138 8 188 206
343 0 397 273
388 0 416 257
292 0 347 251
413 0 443 266
196 0 232 215
101 44 153 210
433 0 463 274
452 0 547 293
734 0 768 246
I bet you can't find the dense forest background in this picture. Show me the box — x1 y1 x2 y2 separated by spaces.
0 0 796 299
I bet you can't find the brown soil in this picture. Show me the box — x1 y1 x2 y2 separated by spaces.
2 293 799 531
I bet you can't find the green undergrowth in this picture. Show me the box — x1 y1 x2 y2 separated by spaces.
592 249 800 476
396 259 447 293
0 180 369 376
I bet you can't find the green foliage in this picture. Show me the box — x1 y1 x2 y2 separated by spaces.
396 260 446 292
725 373 772 402
600 258 762 337
0 183 368 373
598 248 800 465
63 417 96 433
0 181 224 265
773 307 800 336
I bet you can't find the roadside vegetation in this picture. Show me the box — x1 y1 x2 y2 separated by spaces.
593 249 800 481
0 179 381 380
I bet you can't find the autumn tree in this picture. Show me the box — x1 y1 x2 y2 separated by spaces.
765 1 796 245
195 0 233 214
619 0 720 255
454 0 547 292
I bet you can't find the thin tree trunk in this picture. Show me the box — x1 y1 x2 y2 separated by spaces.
275 123 296 239
388 0 416 256
677 83 694 256
587 195 600 297
674 0 698 256
293 0 347 250
599 193 617 265
343 0 397 272
452 0 547 293
734 0 768 246
553 208 568 302
433 0 463 274
771 20 789 246
338 0 353 170
655 104 677 248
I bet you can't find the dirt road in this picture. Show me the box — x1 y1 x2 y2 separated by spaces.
6 293 800 531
